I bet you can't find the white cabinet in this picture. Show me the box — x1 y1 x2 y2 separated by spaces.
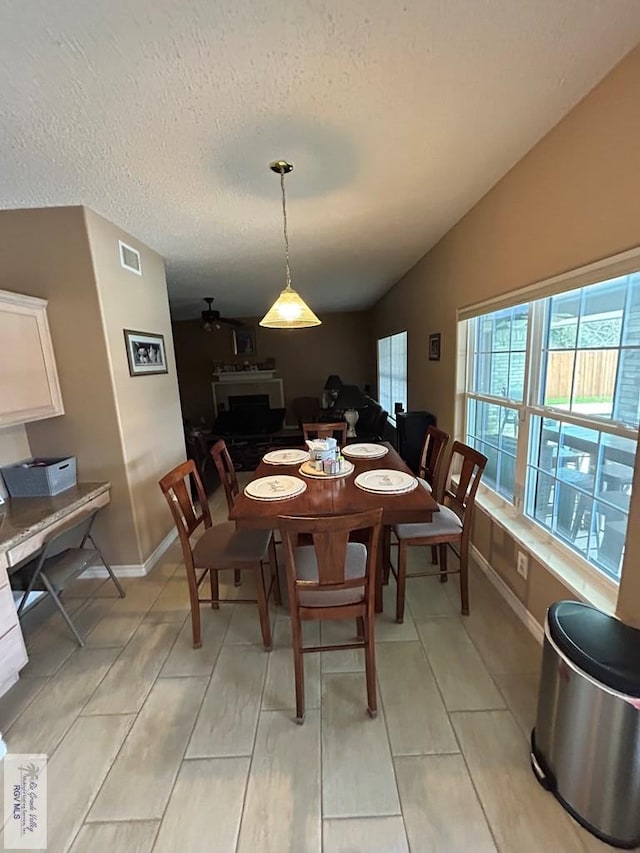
0 568 27 696
0 289 64 427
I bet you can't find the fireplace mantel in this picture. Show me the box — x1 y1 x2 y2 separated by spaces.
213 370 276 382
212 376 284 417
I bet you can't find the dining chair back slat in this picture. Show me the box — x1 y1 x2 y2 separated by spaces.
302 422 348 445
443 441 487 520
419 425 450 498
309 530 351 587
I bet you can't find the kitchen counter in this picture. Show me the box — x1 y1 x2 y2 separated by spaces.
0 482 111 557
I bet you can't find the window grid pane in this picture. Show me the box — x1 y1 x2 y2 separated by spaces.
472 305 528 401
466 399 518 501
541 275 639 425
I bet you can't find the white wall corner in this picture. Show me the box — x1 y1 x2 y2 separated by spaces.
470 544 544 645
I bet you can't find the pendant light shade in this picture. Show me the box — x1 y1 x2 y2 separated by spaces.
259 285 321 328
260 160 321 330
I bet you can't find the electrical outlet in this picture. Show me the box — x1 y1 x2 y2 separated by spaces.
516 550 528 580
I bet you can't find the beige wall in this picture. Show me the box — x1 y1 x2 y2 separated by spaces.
173 311 374 426
372 46 640 624
0 426 31 500
472 507 580 626
0 206 184 567
0 425 30 466
84 208 185 561
0 206 138 563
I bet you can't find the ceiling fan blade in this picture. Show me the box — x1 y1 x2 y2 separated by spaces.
200 298 243 328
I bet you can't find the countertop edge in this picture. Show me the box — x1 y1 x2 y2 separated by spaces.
0 482 112 552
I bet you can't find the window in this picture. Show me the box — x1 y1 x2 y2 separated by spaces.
462 270 639 582
377 332 407 425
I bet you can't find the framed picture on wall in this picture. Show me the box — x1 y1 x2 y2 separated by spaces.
429 333 441 361
123 329 168 376
232 326 257 356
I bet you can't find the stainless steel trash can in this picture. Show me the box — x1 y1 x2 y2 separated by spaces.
531 601 640 849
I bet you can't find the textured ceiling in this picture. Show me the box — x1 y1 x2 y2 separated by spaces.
1 1 640 320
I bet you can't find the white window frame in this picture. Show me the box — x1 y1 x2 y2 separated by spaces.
458 248 640 599
377 331 407 426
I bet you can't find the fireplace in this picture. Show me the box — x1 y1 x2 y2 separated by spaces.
229 394 270 412
210 379 297 470
212 376 285 418
213 390 285 436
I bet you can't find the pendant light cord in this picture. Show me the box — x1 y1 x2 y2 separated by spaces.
280 168 293 291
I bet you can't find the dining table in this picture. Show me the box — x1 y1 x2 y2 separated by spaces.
228 441 439 612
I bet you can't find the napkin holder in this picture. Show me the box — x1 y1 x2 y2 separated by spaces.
305 438 337 463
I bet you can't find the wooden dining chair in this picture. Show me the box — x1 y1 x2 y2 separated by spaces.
278 508 383 724
210 438 243 586
418 425 450 568
159 459 279 650
383 425 450 584
302 421 348 445
388 441 487 622
210 438 283 587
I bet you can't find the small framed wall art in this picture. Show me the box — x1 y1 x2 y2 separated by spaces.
124 329 168 376
429 333 441 361
232 326 257 356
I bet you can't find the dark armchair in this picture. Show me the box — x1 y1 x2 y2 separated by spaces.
355 396 389 442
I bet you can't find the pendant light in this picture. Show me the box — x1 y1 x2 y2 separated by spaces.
259 160 321 329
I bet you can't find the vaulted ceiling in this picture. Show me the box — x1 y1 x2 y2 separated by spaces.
1 1 639 320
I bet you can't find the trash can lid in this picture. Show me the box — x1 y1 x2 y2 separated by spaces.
548 601 640 697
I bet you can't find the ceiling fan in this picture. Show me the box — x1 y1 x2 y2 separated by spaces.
200 297 242 331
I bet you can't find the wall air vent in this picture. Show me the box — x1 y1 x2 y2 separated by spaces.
119 240 142 275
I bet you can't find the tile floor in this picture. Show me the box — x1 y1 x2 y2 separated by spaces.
0 484 616 853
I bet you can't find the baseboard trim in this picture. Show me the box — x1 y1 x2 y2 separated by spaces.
470 544 544 645
80 528 178 579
